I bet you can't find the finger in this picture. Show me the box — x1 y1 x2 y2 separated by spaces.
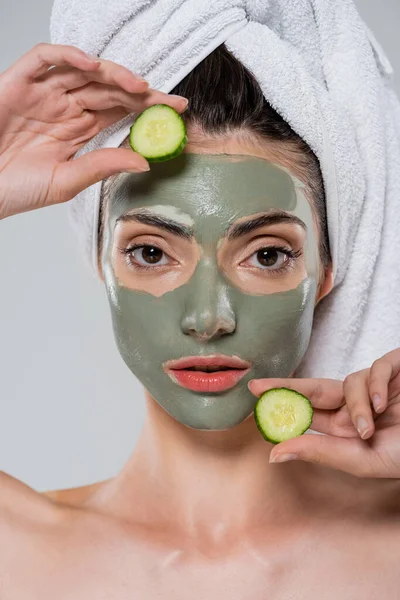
7 43 101 81
32 51 152 99
35 63 149 95
68 82 151 112
65 55 151 96
309 407 359 438
269 433 374 478
343 370 375 440
33 58 188 113
90 105 134 134
368 351 400 413
50 148 149 205
68 82 188 115
248 377 345 409
132 89 189 114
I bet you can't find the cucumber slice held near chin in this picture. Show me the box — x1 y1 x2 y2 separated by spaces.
254 387 313 444
129 104 188 162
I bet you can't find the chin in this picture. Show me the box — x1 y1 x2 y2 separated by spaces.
166 402 255 431
141 372 262 430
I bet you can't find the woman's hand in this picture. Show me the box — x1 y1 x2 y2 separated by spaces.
0 43 187 220
249 348 400 478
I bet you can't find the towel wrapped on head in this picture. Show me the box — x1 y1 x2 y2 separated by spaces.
50 0 400 380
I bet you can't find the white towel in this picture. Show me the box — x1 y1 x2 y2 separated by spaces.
49 0 400 381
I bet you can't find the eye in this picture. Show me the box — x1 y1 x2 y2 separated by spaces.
244 247 294 270
128 245 171 267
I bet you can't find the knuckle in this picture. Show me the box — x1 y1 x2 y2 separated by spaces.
33 42 49 51
32 44 51 70
309 452 322 466
107 88 121 104
371 358 382 370
309 436 324 465
68 90 85 109
310 382 325 403
77 110 99 133
331 414 348 437
343 373 356 391
371 358 388 375
368 373 381 389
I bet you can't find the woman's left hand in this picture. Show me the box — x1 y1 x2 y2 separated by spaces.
248 348 400 478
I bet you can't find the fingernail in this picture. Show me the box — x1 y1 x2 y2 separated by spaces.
372 394 383 413
85 53 101 62
126 165 150 173
170 96 189 110
356 416 370 439
132 73 148 83
270 453 297 463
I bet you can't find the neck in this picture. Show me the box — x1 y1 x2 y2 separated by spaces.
89 393 327 546
86 391 400 553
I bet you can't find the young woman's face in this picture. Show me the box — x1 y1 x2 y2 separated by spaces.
101 140 332 430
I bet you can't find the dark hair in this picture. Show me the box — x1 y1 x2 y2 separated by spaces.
99 43 330 273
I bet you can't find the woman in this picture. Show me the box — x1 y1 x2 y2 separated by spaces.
1 38 400 600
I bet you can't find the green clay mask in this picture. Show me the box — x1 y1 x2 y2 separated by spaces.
102 153 319 430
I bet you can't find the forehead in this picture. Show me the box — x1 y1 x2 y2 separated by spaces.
108 153 310 230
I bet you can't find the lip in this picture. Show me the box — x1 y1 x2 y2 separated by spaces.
163 354 252 393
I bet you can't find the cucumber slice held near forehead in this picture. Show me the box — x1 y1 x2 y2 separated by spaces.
129 104 188 162
254 388 313 444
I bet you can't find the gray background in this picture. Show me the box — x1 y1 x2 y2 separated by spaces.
0 0 399 492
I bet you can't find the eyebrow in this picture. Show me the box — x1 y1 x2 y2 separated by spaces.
116 211 194 240
226 212 307 240
116 210 306 241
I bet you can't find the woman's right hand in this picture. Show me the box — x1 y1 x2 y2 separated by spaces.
0 43 188 220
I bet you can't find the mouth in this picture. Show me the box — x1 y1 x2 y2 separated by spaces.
163 355 252 393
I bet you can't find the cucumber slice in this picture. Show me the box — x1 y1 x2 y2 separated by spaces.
254 387 313 444
129 104 187 162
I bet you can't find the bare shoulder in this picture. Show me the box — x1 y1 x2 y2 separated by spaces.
42 478 112 507
0 470 61 572
0 468 110 510
0 471 112 585
0 469 57 519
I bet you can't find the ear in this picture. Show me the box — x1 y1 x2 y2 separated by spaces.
315 262 333 306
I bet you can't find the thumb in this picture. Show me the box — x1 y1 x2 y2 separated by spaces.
52 148 150 204
248 377 344 410
269 433 371 477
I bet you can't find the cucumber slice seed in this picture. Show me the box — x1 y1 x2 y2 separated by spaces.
254 387 313 444
129 104 187 162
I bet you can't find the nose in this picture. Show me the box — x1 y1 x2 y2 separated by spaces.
180 261 236 341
